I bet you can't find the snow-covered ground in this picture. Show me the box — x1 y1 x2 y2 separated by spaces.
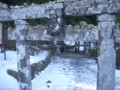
0 50 120 90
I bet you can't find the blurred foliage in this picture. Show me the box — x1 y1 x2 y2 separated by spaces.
27 18 48 25
0 0 56 5
90 48 98 58
33 0 55 4
4 21 15 29
117 15 120 23
0 0 24 5
66 15 97 25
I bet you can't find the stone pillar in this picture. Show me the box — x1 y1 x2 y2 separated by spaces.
84 42 90 57
15 20 32 90
97 14 116 90
78 42 80 53
47 8 65 36
0 22 2 44
75 42 78 53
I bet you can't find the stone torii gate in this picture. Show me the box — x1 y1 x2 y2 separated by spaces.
0 0 120 90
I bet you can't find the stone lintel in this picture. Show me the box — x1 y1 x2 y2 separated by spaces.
97 14 116 22
96 0 120 4
0 1 120 21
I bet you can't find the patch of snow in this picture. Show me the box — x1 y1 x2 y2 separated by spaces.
32 63 72 90
30 51 49 64
0 50 120 90
64 41 75 46
0 50 49 90
0 51 18 90
79 47 84 51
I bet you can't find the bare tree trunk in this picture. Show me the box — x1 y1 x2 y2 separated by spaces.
25 0 32 4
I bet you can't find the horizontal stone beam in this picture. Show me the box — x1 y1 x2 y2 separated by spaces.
64 29 98 42
10 2 64 20
0 2 63 21
9 28 120 43
10 2 120 19
0 1 120 21
63 0 120 4
0 9 11 21
65 1 120 16
10 5 49 20
8 29 98 42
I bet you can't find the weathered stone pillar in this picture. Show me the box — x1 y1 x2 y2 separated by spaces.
47 5 64 36
0 22 2 44
97 14 116 90
84 42 90 57
15 20 32 90
75 42 78 53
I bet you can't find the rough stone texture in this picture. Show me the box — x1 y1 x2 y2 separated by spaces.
11 2 63 20
59 0 120 3
97 14 116 21
0 22 2 44
0 9 11 21
0 1 120 21
114 29 120 43
84 42 91 57
15 20 32 90
9 30 52 41
116 23 120 29
8 28 98 42
65 29 98 42
28 30 51 41
116 48 120 68
0 2 63 21
64 0 120 16
115 24 120 43
11 4 49 20
96 0 120 3
8 24 120 44
97 14 116 90
47 8 65 36
84 29 98 42
0 1 119 90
